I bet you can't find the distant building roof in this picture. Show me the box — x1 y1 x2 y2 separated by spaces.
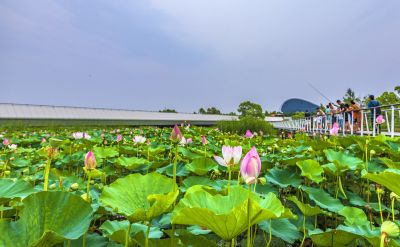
281 98 319 113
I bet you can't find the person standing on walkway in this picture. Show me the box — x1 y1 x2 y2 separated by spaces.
351 100 361 132
367 95 381 133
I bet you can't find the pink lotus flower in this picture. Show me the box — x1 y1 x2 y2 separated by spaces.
85 151 96 170
186 138 193 144
116 134 123 142
41 138 46 143
170 125 183 141
240 147 261 184
376 115 385 125
245 130 253 138
201 136 208 145
214 146 242 167
330 122 339 136
133 135 146 144
3 139 9 146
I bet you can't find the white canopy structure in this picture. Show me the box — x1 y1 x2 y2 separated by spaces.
0 103 238 126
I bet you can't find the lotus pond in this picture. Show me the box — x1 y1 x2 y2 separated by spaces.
1 125 400 247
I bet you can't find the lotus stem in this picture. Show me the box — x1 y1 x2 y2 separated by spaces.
82 232 87 247
377 190 384 224
43 158 52 191
86 172 91 202
247 184 252 247
338 176 347 199
300 214 306 247
1 159 8 178
173 144 178 191
145 223 151 247
392 198 395 221
125 222 131 247
171 224 175 247
266 220 272 247
237 172 241 186
380 233 386 247
67 240 71 247
228 166 232 194
231 238 235 247
204 145 207 158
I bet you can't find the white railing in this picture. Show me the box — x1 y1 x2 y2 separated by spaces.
273 104 400 137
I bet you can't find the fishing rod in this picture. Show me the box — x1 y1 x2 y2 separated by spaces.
307 83 336 105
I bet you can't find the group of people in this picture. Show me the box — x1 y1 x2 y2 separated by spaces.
306 95 382 132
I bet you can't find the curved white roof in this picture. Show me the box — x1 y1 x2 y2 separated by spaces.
0 103 237 125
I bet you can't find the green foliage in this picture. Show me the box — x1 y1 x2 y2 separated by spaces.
159 108 177 113
198 107 222 115
291 111 305 120
343 88 361 104
237 100 264 119
376 91 400 105
217 116 276 135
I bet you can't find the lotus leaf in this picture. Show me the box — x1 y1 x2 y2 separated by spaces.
363 169 400 196
116 156 148 170
171 186 286 240
186 157 217 176
0 178 36 204
266 167 302 188
100 173 178 222
258 218 302 244
296 159 324 184
324 149 364 173
0 191 93 247
288 196 326 216
301 186 344 213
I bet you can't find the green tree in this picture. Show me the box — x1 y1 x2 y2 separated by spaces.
198 108 206 114
159 108 177 113
198 107 222 115
376 92 400 105
291 112 305 120
237 101 264 119
343 88 361 104
395 86 400 95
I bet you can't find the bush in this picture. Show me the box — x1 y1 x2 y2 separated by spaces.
217 117 276 136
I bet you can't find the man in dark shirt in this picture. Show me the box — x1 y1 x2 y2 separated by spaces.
367 95 381 133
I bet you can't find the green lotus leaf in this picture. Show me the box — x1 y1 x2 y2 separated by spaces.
266 167 302 188
64 233 109 247
296 159 325 184
0 178 36 204
363 169 400 196
301 186 344 213
258 218 302 244
186 157 217 176
171 186 286 240
379 157 400 169
324 149 363 173
308 228 359 246
10 158 30 168
93 146 119 159
99 220 163 245
288 196 327 216
116 156 148 170
0 191 93 247
165 229 218 247
179 147 202 159
338 206 369 226
156 162 189 177
100 173 178 222
182 176 215 191
347 192 392 213
337 224 400 247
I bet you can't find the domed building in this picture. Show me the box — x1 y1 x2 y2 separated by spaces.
281 98 319 113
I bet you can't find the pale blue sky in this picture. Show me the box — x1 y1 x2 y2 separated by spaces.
0 0 398 112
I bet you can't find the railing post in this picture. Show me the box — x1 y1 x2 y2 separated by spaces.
373 108 376 137
360 109 364 136
391 106 395 138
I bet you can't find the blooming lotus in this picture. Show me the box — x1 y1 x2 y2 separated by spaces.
245 130 253 138
376 115 385 125
330 122 339 136
201 136 208 145
240 147 261 184
41 138 46 143
179 137 192 146
170 125 183 141
214 146 242 167
133 135 146 144
3 138 9 146
72 132 91 140
186 138 193 144
85 151 96 170
116 134 123 142
8 144 17 150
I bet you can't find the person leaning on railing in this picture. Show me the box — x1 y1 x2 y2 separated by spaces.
350 100 361 132
367 95 382 133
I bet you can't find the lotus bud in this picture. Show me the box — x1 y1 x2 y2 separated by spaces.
245 130 253 138
2 139 9 146
201 136 208 145
370 150 376 156
46 147 58 159
170 125 183 142
116 134 123 142
377 187 384 195
4 170 10 176
240 147 261 184
70 183 79 190
49 183 56 190
84 151 96 170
